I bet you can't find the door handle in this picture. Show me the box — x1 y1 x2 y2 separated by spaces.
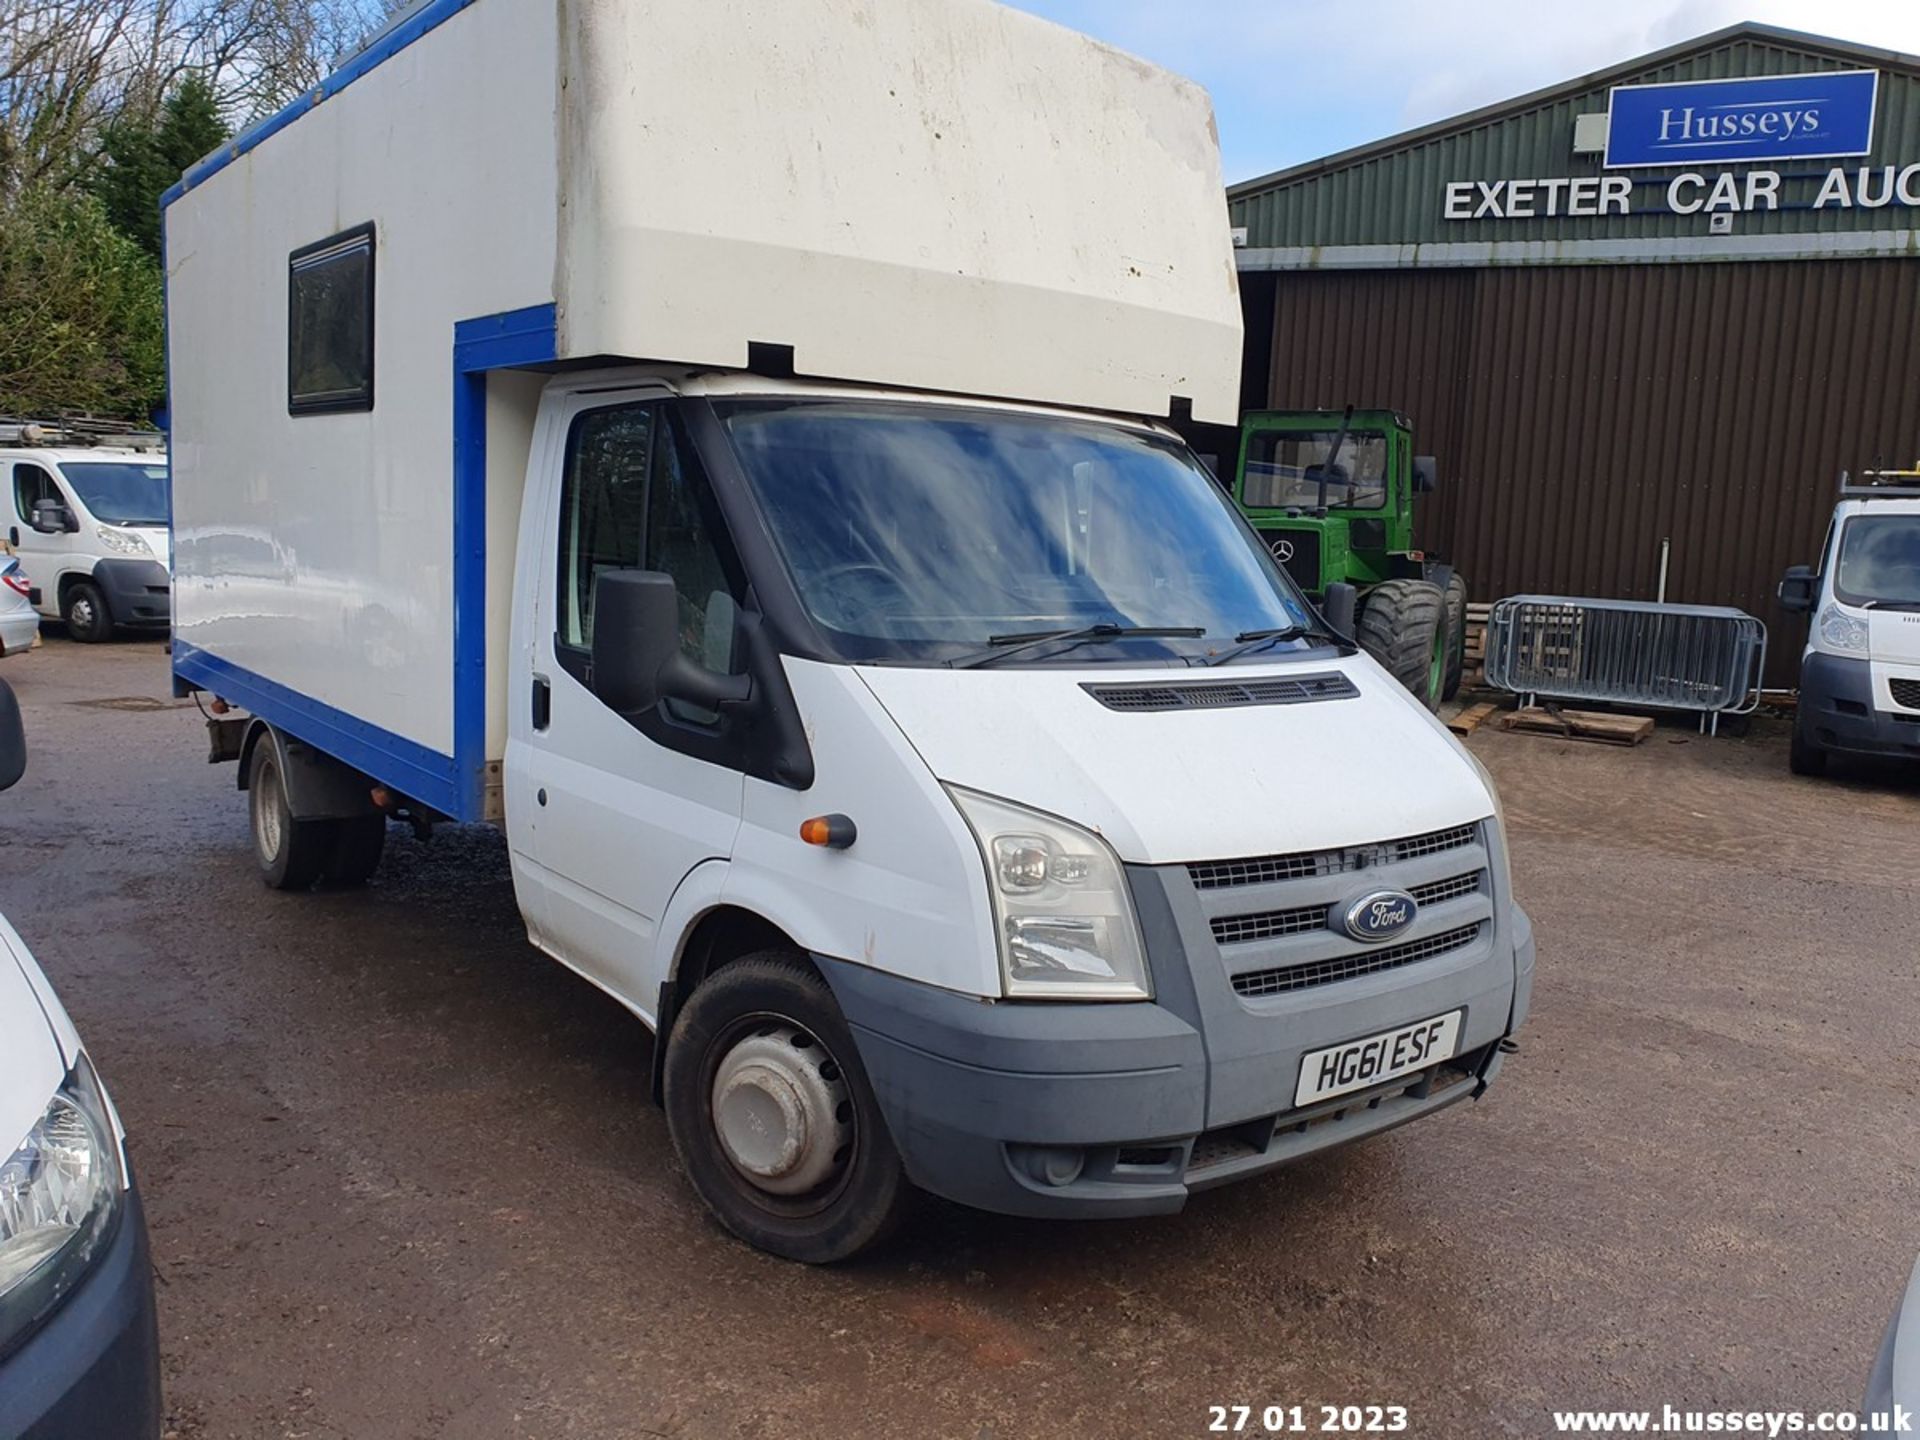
532 674 551 732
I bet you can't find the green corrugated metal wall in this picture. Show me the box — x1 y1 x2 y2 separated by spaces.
1229 34 1920 249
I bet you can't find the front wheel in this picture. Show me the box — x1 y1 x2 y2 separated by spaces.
1789 720 1829 777
1441 573 1468 701
62 580 112 643
663 953 910 1263
1357 579 1447 711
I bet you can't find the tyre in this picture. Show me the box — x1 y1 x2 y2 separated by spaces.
247 741 329 890
663 952 910 1263
322 813 387 886
1357 579 1447 711
1788 720 1829 777
62 580 112 643
1441 573 1468 702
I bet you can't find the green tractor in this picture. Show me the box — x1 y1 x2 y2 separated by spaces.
1232 407 1466 709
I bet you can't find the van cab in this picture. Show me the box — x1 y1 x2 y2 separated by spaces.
1779 475 1920 774
0 431 171 642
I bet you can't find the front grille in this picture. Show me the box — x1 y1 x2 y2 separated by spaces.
1231 924 1483 999
1260 530 1319 593
1209 869 1484 947
1212 902 1329 946
1408 871 1482 907
1188 823 1479 891
1083 672 1357 714
1891 677 1920 711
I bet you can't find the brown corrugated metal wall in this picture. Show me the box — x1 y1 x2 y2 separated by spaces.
1256 260 1920 685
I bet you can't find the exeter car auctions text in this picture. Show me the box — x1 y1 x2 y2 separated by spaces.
1444 164 1920 219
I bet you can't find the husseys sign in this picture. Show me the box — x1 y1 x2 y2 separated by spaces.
1605 70 1877 167
1442 67 1918 220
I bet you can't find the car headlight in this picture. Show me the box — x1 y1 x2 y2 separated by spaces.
1819 604 1868 653
96 526 153 559
0 1057 124 1357
947 787 1151 1000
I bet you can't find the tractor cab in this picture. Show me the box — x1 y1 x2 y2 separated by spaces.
1233 409 1433 597
1232 408 1464 708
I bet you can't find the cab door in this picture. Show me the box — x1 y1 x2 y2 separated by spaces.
10 462 72 615
507 390 748 1014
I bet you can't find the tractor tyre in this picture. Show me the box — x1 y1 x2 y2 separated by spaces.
1442 573 1468 701
1357 579 1447 712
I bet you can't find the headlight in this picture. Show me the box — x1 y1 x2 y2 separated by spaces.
947 787 1151 1000
1819 604 1868 653
0 1058 124 1356
96 527 152 559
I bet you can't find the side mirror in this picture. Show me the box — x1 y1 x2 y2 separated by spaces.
1778 565 1817 613
1322 581 1358 642
1412 456 1438 495
590 570 753 716
28 499 73 535
0 679 25 791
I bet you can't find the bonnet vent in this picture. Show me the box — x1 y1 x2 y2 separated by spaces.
1080 672 1359 713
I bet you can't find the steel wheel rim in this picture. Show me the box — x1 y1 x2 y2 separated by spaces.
70 596 94 630
704 1013 857 1215
252 761 284 863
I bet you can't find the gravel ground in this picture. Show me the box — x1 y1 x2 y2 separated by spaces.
1 635 1915 1440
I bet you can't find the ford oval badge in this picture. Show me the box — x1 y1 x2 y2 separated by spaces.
1343 890 1417 943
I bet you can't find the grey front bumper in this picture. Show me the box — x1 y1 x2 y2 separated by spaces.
91 559 171 629
819 860 1533 1221
1799 651 1920 761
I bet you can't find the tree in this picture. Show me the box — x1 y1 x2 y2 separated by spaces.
0 187 164 419
94 71 228 255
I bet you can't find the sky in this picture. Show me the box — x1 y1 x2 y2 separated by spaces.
1001 1 1920 184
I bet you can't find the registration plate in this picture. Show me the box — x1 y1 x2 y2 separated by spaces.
1294 1010 1463 1107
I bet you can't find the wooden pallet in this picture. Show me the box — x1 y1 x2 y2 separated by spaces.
1447 701 1501 736
1498 706 1654 746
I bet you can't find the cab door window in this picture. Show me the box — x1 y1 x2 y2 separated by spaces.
555 402 746 724
13 464 59 525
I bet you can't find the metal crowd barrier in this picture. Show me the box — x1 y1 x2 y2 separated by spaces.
1484 596 1766 732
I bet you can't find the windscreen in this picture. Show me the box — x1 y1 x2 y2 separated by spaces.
1243 430 1388 511
1835 514 1920 606
60 462 169 527
717 400 1312 664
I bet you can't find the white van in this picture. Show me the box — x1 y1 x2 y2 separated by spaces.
1778 472 1920 773
0 430 171 642
163 0 1533 1261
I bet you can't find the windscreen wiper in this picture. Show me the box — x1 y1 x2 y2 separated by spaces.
1205 623 1356 666
1860 599 1920 612
948 623 1205 670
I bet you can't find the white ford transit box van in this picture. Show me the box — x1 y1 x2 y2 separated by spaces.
163 0 1533 1261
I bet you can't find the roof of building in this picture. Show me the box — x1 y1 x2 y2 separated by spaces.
1229 22 1920 199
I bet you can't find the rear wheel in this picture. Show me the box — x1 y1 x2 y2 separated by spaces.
663 952 910 1263
62 580 111 643
1441 573 1468 701
1357 579 1447 711
248 742 329 890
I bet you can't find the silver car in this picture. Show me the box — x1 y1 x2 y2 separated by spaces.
0 557 37 657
